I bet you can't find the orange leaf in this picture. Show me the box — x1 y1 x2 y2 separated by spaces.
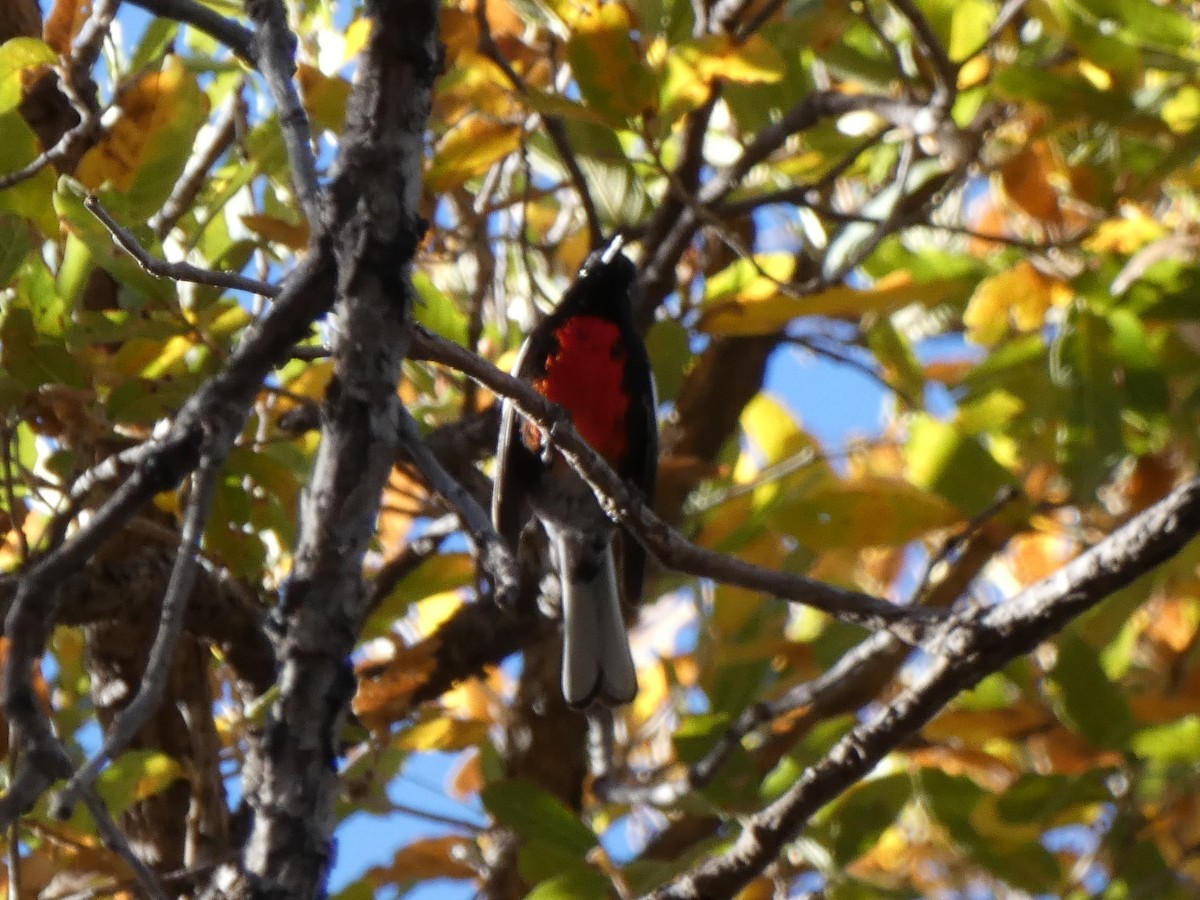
353 637 442 729
44 0 90 54
449 747 485 800
1000 143 1063 225
368 836 476 886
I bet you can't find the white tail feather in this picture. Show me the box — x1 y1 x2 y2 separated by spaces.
559 539 637 707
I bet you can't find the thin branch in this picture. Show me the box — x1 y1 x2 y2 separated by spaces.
0 241 338 829
367 514 458 611
889 0 957 106
823 135 918 285
127 0 258 65
396 410 519 606
150 82 246 238
80 790 168 900
410 326 938 634
0 421 29 563
51 455 224 817
242 0 323 225
84 193 279 297
475 0 603 248
56 859 224 900
645 477 1200 898
963 0 1028 63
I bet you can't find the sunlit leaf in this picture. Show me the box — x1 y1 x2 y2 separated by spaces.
0 38 57 116
482 780 597 856
567 2 656 123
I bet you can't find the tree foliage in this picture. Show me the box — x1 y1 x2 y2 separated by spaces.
1 0 1200 897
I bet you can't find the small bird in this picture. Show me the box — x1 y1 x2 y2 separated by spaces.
492 240 658 707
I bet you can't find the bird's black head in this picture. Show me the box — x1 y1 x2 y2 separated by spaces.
559 237 637 322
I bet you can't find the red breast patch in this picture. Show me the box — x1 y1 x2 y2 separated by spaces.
528 315 630 464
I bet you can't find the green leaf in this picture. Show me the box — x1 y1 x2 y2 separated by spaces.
95 750 184 819
865 316 925 404
825 774 911 865
0 112 58 234
413 272 470 346
0 38 57 116
770 477 960 550
0 213 32 288
1048 629 1135 750
524 867 612 900
482 780 597 856
0 307 85 389
1131 715 1200 764
566 3 656 123
995 771 1112 823
905 415 1020 516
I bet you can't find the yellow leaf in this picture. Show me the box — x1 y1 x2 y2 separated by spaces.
738 393 812 470
296 63 351 134
0 38 57 116
396 717 488 752
771 477 961 551
567 2 657 123
343 17 373 62
415 589 465 634
701 272 970 336
437 52 517 124
712 534 784 634
1083 208 1167 254
75 55 208 210
675 34 784 85
427 116 522 192
240 212 311 250
96 751 184 818
963 261 1072 346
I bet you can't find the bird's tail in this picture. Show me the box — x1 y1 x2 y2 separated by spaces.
557 535 638 707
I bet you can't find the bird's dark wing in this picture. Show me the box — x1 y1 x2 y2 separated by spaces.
491 335 547 547
619 334 658 607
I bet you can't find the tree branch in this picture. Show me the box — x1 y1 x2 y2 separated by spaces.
410 326 937 634
227 0 439 892
52 455 225 817
241 0 323 225
645 477 1200 898
127 0 257 65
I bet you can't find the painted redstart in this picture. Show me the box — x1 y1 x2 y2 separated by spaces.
492 240 658 707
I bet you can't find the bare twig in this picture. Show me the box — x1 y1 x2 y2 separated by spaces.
127 0 258 65
51 455 224 818
0 240 338 829
645 477 1200 898
889 0 957 105
84 193 279 297
80 789 168 900
242 0 323 225
150 83 246 238
475 0 603 248
367 514 459 611
0 421 29 563
410 326 937 634
397 410 519 606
